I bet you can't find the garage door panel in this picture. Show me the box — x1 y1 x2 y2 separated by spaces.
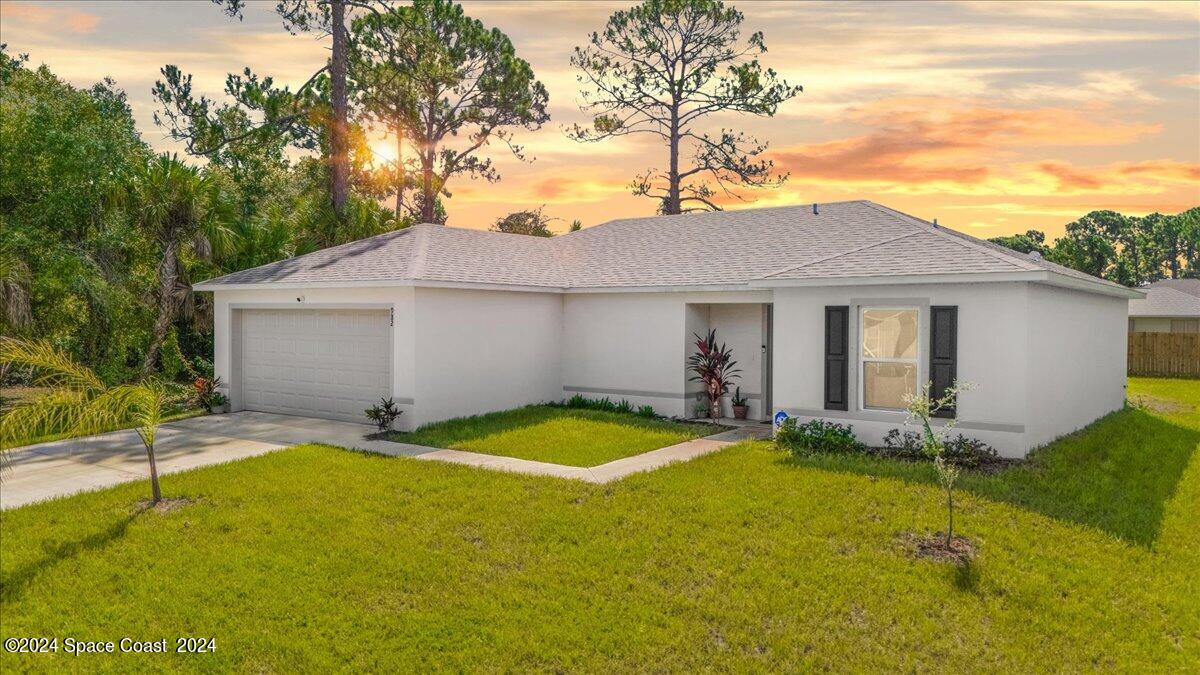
239 308 391 424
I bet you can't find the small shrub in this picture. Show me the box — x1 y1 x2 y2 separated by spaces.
775 418 864 456
881 428 997 468
191 356 215 379
365 397 403 431
636 405 657 418
562 394 644 415
694 401 709 418
943 433 998 469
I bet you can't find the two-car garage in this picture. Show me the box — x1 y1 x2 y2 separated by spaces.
234 308 391 424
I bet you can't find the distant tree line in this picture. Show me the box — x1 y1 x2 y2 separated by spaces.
988 208 1200 286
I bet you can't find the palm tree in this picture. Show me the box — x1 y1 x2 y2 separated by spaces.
0 241 33 332
123 154 234 377
0 338 172 503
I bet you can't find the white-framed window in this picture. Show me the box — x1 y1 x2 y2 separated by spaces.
859 307 920 411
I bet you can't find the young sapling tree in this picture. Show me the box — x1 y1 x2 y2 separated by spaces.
904 380 974 549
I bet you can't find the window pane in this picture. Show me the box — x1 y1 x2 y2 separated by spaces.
863 362 917 409
862 309 918 359
1170 319 1199 333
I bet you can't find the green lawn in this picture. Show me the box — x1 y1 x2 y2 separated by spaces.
1 379 1197 671
385 405 711 466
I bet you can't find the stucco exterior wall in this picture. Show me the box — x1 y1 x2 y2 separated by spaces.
771 282 1031 457
411 287 562 428
1025 284 1127 448
210 280 1126 458
561 291 771 418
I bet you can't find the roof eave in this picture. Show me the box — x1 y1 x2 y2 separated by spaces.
1039 272 1144 299
194 278 567 294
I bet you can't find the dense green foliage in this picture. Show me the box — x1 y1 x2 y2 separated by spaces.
1 52 153 381
989 208 1200 286
387 405 707 466
490 206 557 237
0 49 401 384
1 378 1196 670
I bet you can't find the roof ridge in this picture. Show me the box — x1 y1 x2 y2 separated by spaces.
758 230 921 279
407 223 432 278
858 201 1042 272
589 199 874 231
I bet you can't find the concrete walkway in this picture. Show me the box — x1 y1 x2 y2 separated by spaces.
2 412 770 509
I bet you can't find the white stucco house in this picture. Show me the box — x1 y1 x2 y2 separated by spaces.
1128 279 1200 333
195 200 1139 458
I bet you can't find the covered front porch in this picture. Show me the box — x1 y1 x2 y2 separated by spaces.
685 302 773 422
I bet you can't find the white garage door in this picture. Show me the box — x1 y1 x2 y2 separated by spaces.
238 308 391 423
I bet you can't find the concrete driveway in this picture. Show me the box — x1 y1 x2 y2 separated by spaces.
1 411 425 510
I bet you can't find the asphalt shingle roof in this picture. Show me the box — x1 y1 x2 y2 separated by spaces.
1147 279 1200 298
196 200 1129 294
1129 283 1200 317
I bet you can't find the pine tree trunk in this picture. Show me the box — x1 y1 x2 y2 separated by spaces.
421 148 436 223
329 0 350 219
666 104 681 215
394 128 404 218
141 240 181 377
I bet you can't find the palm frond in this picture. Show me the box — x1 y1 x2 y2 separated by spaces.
0 388 88 448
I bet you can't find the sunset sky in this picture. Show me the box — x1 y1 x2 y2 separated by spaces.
4 0 1198 238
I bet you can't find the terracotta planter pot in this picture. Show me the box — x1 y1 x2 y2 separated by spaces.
732 405 748 420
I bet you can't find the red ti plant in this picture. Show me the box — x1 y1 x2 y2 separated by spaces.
192 375 227 413
687 329 741 419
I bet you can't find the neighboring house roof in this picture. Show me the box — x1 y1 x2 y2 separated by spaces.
1147 278 1200 298
195 200 1140 298
1128 283 1200 318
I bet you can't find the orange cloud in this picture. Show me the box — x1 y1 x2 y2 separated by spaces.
770 98 1162 191
4 2 100 34
1119 160 1200 182
1035 159 1200 193
531 176 572 200
1037 161 1105 190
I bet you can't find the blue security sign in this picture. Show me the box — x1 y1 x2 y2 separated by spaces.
773 411 789 428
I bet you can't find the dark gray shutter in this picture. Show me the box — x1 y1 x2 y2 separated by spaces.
824 306 849 411
929 306 958 418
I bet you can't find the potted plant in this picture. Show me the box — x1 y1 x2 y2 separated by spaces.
731 387 749 420
686 329 741 419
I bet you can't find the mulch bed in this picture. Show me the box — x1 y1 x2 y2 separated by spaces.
865 449 1019 474
898 531 978 564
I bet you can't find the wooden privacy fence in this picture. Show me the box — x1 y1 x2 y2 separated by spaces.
1128 332 1200 378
